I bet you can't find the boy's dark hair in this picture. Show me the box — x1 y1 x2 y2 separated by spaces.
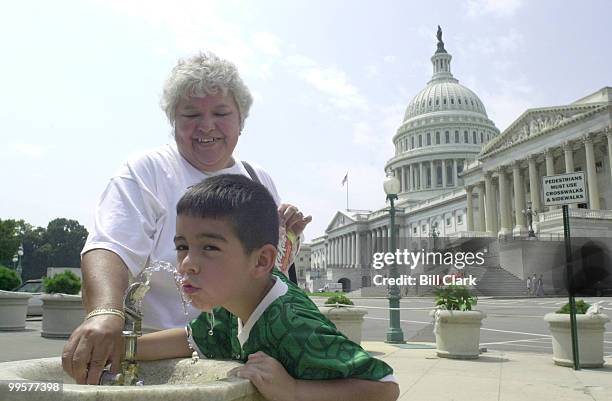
177 174 279 253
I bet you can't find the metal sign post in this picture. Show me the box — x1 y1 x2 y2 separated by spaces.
562 204 580 370
542 171 587 371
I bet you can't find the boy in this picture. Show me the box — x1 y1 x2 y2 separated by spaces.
137 174 399 401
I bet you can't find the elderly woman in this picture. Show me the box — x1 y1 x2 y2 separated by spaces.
62 53 311 385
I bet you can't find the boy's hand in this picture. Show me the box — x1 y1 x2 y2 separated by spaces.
278 204 312 237
228 351 296 401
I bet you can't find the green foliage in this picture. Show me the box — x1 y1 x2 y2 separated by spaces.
434 285 477 311
43 271 81 295
557 299 591 314
0 219 22 263
325 294 354 305
308 292 348 297
0 265 22 291
0 218 89 281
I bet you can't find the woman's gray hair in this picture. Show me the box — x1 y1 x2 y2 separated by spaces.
161 52 253 130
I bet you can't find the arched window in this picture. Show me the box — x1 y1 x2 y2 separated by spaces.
436 98 439 106
472 131 477 144
464 130 469 143
458 98 462 104
411 136 415 149
427 133 431 146
443 98 447 105
480 132 484 143
418 135 422 147
455 130 459 143
435 131 440 144
445 131 450 143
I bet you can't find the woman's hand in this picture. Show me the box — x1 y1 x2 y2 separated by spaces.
62 314 125 384
278 204 312 237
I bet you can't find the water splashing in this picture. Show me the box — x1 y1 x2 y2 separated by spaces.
137 260 200 364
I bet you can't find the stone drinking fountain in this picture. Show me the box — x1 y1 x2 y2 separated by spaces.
0 262 264 401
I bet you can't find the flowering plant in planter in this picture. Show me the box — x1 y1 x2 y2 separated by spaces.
431 285 485 359
434 285 477 311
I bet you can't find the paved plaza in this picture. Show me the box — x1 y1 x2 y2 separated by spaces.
1 296 611 400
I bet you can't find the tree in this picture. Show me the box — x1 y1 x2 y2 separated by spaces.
0 218 89 280
0 219 22 266
45 218 88 268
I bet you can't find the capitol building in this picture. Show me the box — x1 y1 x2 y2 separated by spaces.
303 28 612 295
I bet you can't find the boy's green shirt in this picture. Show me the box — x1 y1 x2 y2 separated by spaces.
188 269 394 381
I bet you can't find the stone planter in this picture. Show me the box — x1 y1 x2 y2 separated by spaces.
544 312 610 368
430 309 487 359
0 290 32 331
41 294 85 338
319 305 368 344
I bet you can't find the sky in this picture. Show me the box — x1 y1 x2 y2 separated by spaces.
1 0 610 242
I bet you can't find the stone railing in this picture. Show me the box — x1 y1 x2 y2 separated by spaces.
447 231 495 238
538 208 612 222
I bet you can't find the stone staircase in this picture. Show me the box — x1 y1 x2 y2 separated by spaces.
466 265 528 297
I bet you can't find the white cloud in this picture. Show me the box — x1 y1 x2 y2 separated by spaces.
11 143 48 158
252 32 283 56
365 64 380 78
465 0 523 18
383 55 397 63
300 66 369 111
285 54 317 68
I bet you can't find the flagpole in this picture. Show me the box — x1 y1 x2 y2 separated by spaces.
346 176 349 211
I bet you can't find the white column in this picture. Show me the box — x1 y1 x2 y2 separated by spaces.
563 141 577 208
442 159 447 188
498 168 511 235
374 229 379 253
466 185 474 231
345 235 350 266
478 182 486 231
397 168 404 192
528 155 541 212
607 129 612 189
563 141 575 173
406 166 411 191
432 160 438 188
545 148 555 175
345 235 349 266
356 232 361 268
420 162 425 190
429 160 434 188
484 172 495 234
512 162 527 234
453 159 458 187
544 148 557 211
583 135 601 210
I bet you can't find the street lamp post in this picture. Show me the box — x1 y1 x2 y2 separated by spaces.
16 244 24 280
384 172 405 343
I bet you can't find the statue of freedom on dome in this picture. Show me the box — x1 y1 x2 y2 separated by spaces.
436 25 446 53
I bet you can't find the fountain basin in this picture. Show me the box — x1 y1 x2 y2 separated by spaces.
0 357 264 401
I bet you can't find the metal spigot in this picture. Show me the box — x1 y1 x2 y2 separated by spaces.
100 282 150 386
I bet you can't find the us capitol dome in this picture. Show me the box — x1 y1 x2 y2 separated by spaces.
385 26 500 204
